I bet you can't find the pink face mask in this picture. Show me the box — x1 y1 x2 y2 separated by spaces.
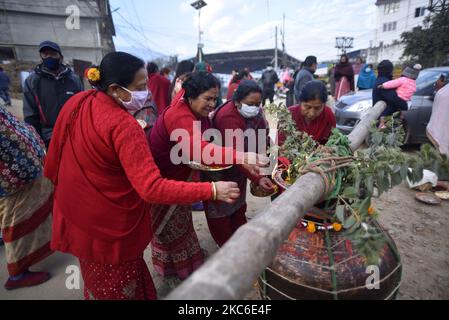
119 86 150 112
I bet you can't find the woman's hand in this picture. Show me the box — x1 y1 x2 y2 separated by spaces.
236 152 270 177
214 181 240 204
259 177 276 192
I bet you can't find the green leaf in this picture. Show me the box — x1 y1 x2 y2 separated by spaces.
336 205 345 224
366 176 374 196
342 187 358 199
344 215 357 229
371 132 383 146
359 197 371 215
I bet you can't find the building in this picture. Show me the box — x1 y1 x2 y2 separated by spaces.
192 49 301 74
366 0 430 64
0 0 115 65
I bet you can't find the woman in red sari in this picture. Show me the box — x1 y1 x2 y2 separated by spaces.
279 80 336 146
227 70 249 101
44 52 240 300
149 72 268 279
203 80 276 247
334 54 355 100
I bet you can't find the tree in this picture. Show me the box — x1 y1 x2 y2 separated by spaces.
401 9 449 67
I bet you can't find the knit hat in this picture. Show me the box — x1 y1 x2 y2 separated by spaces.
402 64 422 80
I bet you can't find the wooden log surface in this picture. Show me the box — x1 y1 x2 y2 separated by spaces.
166 101 387 300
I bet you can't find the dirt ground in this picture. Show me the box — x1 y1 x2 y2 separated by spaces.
0 99 448 300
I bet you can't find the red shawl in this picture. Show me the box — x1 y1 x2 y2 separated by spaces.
279 105 336 145
227 81 241 100
334 62 355 91
44 90 212 264
147 73 171 115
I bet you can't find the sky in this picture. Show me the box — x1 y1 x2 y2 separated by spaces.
109 0 378 62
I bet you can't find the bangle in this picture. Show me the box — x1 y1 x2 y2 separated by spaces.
211 182 217 201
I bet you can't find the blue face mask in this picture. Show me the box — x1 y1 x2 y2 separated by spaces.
42 57 61 70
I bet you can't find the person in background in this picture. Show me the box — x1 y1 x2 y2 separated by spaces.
294 56 317 103
280 80 336 145
23 41 83 148
228 69 239 87
202 80 275 247
427 81 449 157
244 67 254 80
45 52 240 300
170 60 195 102
357 63 377 90
260 66 279 106
352 57 364 89
147 62 171 115
377 64 421 128
0 66 11 106
328 63 336 97
285 65 297 107
160 67 171 80
227 69 249 101
1 106 53 290
334 54 354 100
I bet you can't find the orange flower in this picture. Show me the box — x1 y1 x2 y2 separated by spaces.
87 67 100 82
368 206 375 215
306 222 316 233
333 223 342 232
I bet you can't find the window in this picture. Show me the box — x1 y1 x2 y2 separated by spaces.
415 7 426 17
384 1 400 14
383 21 397 32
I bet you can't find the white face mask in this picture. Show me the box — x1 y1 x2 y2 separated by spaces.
119 86 149 112
238 103 260 118
365 68 372 72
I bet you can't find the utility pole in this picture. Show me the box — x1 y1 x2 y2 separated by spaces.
282 13 287 67
191 0 207 62
335 36 354 56
274 26 278 70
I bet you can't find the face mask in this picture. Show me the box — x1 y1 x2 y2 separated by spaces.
42 57 61 70
365 68 372 72
239 103 260 119
118 86 149 112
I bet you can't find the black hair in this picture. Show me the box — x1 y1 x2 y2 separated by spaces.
90 52 145 92
299 80 328 103
377 60 394 78
340 54 349 63
147 62 159 74
232 80 263 103
174 60 195 81
231 70 249 84
183 72 219 100
303 56 317 67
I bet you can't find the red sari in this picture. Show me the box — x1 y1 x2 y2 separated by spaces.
149 90 236 279
279 105 336 145
202 100 267 247
227 81 240 100
147 73 171 115
44 90 213 299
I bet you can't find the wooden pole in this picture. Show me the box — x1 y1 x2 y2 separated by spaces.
166 101 387 300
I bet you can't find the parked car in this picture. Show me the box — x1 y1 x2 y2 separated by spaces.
334 67 449 144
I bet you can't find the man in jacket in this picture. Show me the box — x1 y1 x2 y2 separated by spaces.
23 41 83 147
261 66 279 106
294 56 317 103
0 66 11 106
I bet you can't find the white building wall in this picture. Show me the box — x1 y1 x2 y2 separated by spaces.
370 0 429 64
